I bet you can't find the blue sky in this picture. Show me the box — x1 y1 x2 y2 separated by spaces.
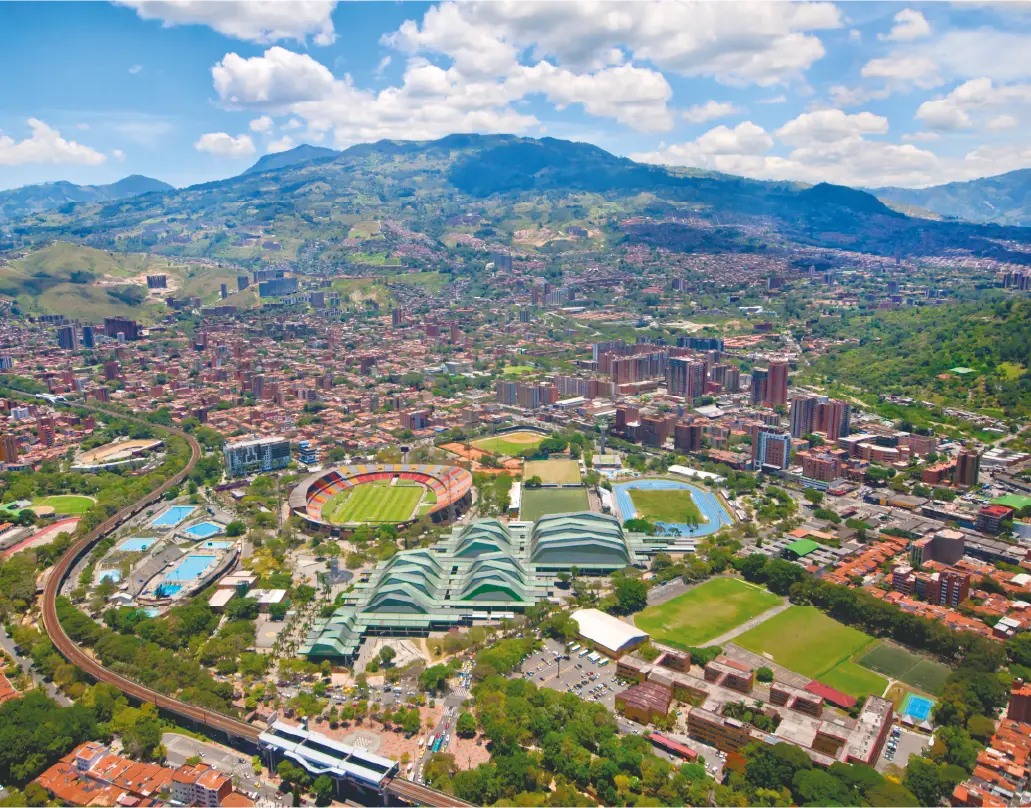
2 1 1031 191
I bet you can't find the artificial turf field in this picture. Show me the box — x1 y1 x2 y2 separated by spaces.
734 605 888 699
634 578 781 650
628 489 703 526
33 495 96 515
523 459 582 485
471 431 546 456
323 482 424 524
857 642 951 695
519 487 590 522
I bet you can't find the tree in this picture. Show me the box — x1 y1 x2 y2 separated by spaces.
268 601 288 621
313 774 334 805
379 645 397 667
608 576 647 616
456 711 477 738
803 488 824 506
756 666 774 683
225 520 246 537
903 757 967 807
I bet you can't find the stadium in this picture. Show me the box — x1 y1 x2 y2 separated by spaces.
290 463 473 532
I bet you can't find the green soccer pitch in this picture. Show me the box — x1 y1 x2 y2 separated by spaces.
323 482 425 524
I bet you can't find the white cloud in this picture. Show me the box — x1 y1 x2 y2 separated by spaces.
916 78 1031 131
861 55 940 86
929 29 1031 82
249 115 274 133
902 131 939 142
267 135 295 153
0 119 107 166
776 109 888 146
193 132 256 158
682 100 743 124
386 1 842 87
129 64 143 75
879 9 931 42
375 56 392 76
633 106 944 188
112 149 126 161
213 47 336 107
986 114 1018 131
112 118 173 147
117 0 338 45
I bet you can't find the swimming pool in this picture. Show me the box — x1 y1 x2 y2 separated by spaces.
198 540 233 550
156 583 183 598
613 479 733 537
98 569 121 583
141 607 161 617
151 505 196 528
182 521 224 539
901 693 934 722
118 537 155 552
164 554 217 583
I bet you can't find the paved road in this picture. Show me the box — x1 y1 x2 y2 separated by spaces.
0 623 71 706
163 732 288 806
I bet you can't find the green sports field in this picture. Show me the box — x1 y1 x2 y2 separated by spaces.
734 606 887 699
33 495 96 515
523 458 581 485
519 487 590 522
471 431 546 456
635 578 781 650
629 489 703 526
323 482 424 524
858 642 950 695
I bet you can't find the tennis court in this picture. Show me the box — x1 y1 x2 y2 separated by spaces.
901 693 934 721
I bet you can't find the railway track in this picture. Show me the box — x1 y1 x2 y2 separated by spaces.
40 415 263 742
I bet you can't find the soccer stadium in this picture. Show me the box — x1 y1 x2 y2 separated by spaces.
300 512 687 661
289 463 473 531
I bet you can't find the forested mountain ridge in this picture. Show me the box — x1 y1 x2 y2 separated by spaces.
873 169 1031 227
0 175 172 223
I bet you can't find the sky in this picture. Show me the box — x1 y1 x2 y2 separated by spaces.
2 0 1031 192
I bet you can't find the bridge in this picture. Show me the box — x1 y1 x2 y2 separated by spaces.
37 403 471 807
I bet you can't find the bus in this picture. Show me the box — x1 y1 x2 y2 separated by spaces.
588 652 602 663
578 648 591 657
569 644 581 652
598 658 610 667
649 733 698 762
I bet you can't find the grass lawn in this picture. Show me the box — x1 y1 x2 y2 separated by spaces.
734 606 887 699
520 487 590 522
634 578 781 649
324 482 423 524
33 495 96 515
501 365 536 377
858 643 950 696
471 431 546 456
629 489 703 526
523 459 581 485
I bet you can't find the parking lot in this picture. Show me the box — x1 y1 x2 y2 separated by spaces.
877 725 928 773
511 638 619 713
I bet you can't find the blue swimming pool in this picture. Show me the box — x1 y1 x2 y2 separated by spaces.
901 693 934 721
98 569 121 583
156 583 183 598
141 607 161 617
198 540 232 550
164 554 217 583
613 479 733 538
118 537 155 552
182 521 224 539
151 505 196 528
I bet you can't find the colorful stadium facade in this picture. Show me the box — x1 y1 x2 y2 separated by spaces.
300 512 683 661
289 464 473 532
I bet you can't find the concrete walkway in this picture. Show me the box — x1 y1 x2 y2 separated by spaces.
701 600 792 648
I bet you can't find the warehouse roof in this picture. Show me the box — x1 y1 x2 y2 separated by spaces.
571 608 649 655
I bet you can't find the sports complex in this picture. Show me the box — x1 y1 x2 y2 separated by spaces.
290 463 473 532
614 478 734 537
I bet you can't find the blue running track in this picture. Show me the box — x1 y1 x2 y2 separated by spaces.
613 479 733 537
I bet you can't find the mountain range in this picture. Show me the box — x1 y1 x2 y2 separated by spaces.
1 135 1029 268
872 169 1031 227
0 174 173 222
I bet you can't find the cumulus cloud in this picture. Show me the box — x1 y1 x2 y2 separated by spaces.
682 100 743 124
0 119 107 166
633 107 943 188
112 149 126 161
831 54 941 107
386 1 842 87
117 0 338 45
916 78 1031 131
249 115 274 132
267 135 295 153
879 9 931 42
193 132 256 157
213 47 336 107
